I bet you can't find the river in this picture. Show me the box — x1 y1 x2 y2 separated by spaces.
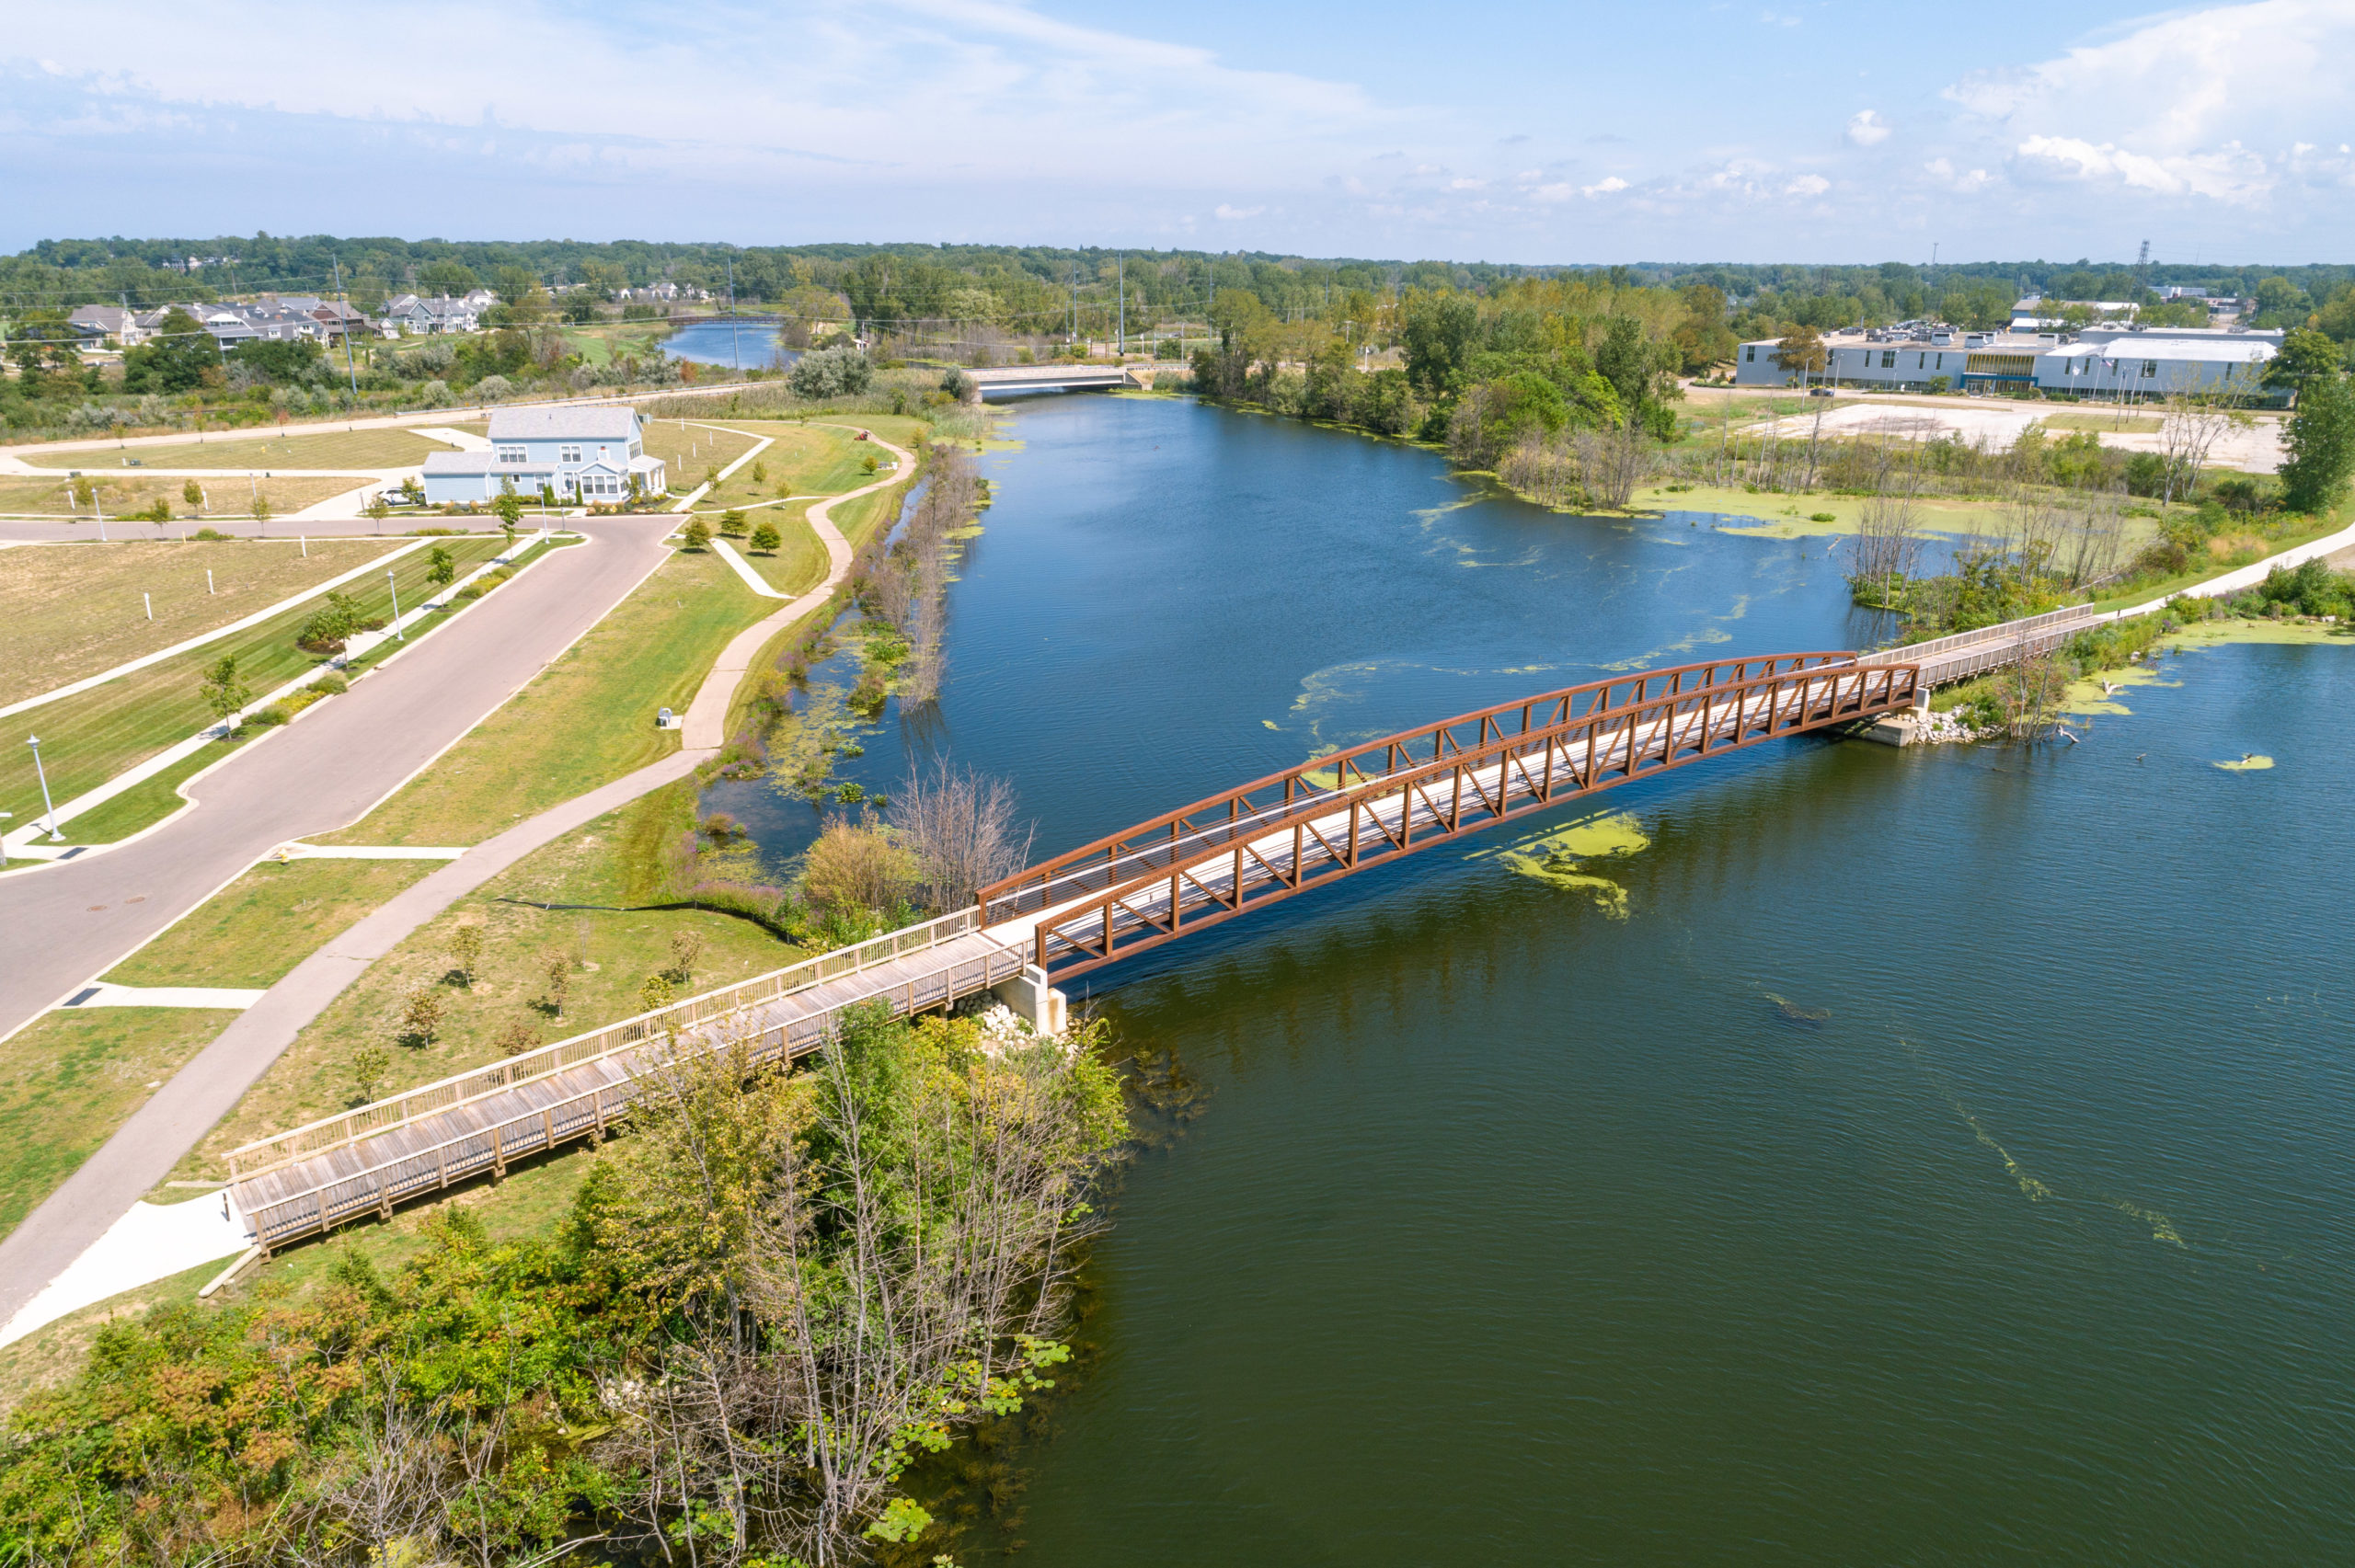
708 395 2355 1563
661 319 794 369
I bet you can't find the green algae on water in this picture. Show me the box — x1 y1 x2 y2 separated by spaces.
2215 754 2274 771
1473 810 1650 916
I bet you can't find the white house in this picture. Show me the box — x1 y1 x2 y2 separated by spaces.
419 406 666 505
382 294 484 335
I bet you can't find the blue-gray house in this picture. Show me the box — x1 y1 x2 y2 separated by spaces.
420 407 667 504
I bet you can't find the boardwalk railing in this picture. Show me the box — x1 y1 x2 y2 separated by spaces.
986 657 1919 977
1861 603 2103 684
234 936 1030 1250
224 908 987 1182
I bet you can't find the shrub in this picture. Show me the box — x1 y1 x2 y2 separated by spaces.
311 672 349 695
787 346 874 399
191 527 230 541
800 816 917 916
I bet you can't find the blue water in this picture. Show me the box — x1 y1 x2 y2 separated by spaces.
711 395 2355 1562
661 320 796 370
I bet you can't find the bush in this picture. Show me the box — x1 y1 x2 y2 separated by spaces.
312 672 349 695
788 346 874 399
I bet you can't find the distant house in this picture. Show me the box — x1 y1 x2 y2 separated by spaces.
307 301 374 342
382 294 484 335
419 407 666 505
66 304 145 346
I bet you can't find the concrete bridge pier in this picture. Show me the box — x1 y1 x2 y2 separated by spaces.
993 964 1071 1036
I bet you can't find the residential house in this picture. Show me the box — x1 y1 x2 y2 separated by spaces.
381 294 485 335
66 304 148 347
419 407 666 505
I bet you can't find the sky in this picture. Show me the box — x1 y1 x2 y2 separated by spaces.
3 0 2350 265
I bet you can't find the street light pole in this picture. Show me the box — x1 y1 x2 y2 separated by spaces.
387 569 405 641
28 737 63 840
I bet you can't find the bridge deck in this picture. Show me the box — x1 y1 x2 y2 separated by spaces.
231 931 1027 1249
986 662 1911 972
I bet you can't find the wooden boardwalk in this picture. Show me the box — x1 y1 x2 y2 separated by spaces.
230 926 1028 1250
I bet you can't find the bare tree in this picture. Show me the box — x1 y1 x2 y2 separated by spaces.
2053 484 2130 589
1851 466 1925 606
2158 368 2257 502
1575 425 1653 510
889 758 1034 911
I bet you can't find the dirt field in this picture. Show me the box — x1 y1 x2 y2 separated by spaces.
0 538 404 705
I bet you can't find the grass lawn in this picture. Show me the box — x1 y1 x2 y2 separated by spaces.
45 737 244 845
0 538 507 833
2 1142 598 1420
559 322 672 369
681 421 900 515
0 539 403 705
178 807 800 1179
640 419 764 486
14 428 452 472
106 859 440 989
316 544 767 846
731 507 829 595
0 1008 242 1242
0 474 370 520
2091 511 2349 610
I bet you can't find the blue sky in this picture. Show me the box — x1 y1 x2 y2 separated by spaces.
4 0 2349 264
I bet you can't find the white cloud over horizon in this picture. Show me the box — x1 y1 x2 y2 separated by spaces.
1 0 2349 262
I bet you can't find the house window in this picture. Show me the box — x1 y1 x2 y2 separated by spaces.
498 447 526 464
2142 360 2158 378
1744 346 1756 362
560 445 581 464
1880 350 1896 369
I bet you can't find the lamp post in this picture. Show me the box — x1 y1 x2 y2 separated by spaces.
386 569 405 642
28 736 63 840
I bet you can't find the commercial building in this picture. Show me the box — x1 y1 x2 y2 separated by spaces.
1733 323 2282 401
419 407 666 505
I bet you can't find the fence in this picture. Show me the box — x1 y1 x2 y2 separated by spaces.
225 908 985 1182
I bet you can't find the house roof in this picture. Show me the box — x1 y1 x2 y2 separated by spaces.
487 406 640 442
68 304 132 332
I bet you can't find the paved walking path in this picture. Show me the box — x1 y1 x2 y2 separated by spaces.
0 428 912 1333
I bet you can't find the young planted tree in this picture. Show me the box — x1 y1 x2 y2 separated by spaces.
719 508 748 536
181 479 202 510
493 487 525 539
541 949 572 1018
427 544 456 587
349 1044 393 1104
750 520 783 554
448 923 484 988
200 652 252 727
680 516 714 551
398 988 446 1047
668 928 704 986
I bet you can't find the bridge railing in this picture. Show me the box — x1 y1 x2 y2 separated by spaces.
1009 657 1917 976
1860 603 2103 681
980 654 1910 937
224 907 988 1182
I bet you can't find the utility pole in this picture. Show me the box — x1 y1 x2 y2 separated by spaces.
728 257 741 373
333 257 360 399
1118 252 1125 359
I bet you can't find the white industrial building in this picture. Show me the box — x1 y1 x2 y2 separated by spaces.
1733 324 2281 402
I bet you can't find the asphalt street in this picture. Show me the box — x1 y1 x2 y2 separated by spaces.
0 514 678 1043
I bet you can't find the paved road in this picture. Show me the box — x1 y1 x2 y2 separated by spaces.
0 429 913 1330
0 514 678 1046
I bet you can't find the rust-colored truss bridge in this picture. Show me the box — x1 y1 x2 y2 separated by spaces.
977 652 1920 979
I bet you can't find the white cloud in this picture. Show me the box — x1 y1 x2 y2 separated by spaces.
1581 176 1629 197
1947 0 2355 208
1213 202 1266 220
1844 109 1890 147
1785 174 1830 197
1923 157 1993 193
